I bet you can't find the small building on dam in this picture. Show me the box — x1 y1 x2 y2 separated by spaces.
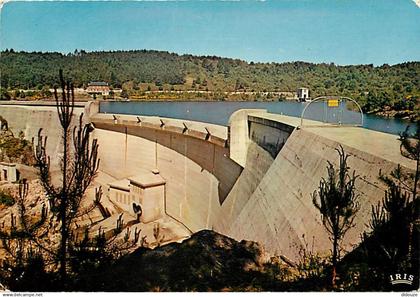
109 170 166 223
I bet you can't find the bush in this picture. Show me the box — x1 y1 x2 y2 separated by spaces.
0 191 14 206
0 88 11 100
0 129 35 165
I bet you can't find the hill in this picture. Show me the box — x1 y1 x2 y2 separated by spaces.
1 49 419 114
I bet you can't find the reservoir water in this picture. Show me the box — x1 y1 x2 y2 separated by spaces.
100 101 416 135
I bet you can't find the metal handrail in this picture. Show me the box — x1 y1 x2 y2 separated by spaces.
300 96 364 128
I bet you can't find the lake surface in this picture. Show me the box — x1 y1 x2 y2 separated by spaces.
100 101 416 135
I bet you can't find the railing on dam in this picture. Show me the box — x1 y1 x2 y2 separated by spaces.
89 113 229 148
300 96 364 128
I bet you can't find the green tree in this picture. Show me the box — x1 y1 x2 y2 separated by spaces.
349 123 419 291
34 70 100 286
1 50 419 109
398 122 420 277
0 71 99 289
0 88 11 100
399 122 420 201
120 89 129 99
367 167 413 274
40 86 52 99
0 71 140 291
312 145 360 287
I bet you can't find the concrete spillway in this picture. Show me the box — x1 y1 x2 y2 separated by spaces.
0 102 416 261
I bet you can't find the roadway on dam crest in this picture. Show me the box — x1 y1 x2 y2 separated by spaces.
249 112 415 170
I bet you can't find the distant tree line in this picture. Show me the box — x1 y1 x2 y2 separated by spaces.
1 49 419 114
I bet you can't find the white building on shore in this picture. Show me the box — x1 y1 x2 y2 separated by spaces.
297 87 310 102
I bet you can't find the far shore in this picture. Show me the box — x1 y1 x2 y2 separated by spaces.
1 98 417 122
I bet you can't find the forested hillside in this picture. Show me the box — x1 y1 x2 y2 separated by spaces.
1 49 419 115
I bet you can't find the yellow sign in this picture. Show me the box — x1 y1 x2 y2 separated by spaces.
328 99 339 107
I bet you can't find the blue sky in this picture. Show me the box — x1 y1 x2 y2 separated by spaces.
1 0 419 65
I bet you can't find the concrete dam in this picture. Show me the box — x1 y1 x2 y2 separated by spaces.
0 101 415 261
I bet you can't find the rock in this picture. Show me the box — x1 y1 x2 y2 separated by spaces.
100 230 271 291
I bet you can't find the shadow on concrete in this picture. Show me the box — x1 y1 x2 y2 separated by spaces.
93 121 243 206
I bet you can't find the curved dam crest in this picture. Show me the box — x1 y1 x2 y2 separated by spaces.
0 101 415 261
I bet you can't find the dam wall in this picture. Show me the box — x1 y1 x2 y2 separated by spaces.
0 103 246 233
1 102 415 262
90 114 243 232
248 114 295 158
222 112 415 259
226 127 399 258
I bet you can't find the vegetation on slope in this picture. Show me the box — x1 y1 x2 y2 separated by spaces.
3 227 417 292
1 49 419 117
0 229 325 292
0 191 14 206
0 127 34 166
